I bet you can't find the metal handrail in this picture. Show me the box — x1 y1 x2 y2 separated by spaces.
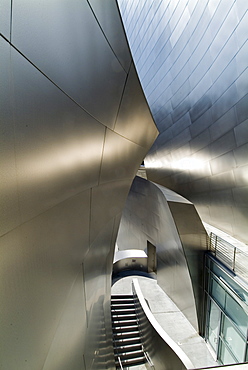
208 232 248 282
117 356 123 370
142 344 155 369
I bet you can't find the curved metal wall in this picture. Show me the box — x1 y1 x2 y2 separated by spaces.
0 1 158 369
118 0 248 244
116 176 207 332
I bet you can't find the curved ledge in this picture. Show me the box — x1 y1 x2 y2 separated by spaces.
114 249 147 263
132 278 194 370
113 250 148 275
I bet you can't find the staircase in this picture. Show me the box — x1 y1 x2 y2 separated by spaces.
111 295 146 369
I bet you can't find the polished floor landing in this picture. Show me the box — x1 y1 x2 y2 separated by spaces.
111 274 219 369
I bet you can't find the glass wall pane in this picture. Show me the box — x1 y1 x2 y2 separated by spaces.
219 340 237 365
208 300 221 352
225 294 247 336
212 262 248 304
221 316 246 362
211 277 225 308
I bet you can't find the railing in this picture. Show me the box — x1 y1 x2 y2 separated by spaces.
208 232 248 281
117 356 123 370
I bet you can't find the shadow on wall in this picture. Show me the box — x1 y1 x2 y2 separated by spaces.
116 176 208 333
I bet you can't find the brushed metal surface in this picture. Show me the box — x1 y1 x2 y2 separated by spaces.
116 176 205 331
114 63 158 148
0 2 158 369
3 47 106 228
12 0 127 129
113 249 148 275
118 0 248 244
0 0 11 39
99 129 149 185
87 0 132 73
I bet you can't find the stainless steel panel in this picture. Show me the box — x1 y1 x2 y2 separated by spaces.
233 164 248 187
1 1 158 368
4 44 105 226
210 152 236 175
90 180 131 245
0 39 20 236
236 93 248 124
12 0 127 129
210 171 235 190
83 220 116 370
190 128 211 153
236 41 248 76
0 0 11 39
209 108 237 141
0 191 90 370
116 177 203 331
234 119 248 147
99 128 148 184
43 270 87 370
118 0 248 243
114 63 158 148
88 0 132 73
211 84 239 122
190 109 213 138
209 130 236 159
233 143 248 166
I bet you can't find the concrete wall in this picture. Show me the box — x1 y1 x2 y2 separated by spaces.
0 1 157 369
116 176 207 332
118 0 248 244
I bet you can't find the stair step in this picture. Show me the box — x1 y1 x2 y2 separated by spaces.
111 299 135 304
114 343 142 353
112 318 137 326
113 330 140 339
115 349 144 360
114 336 141 346
112 313 136 320
112 324 139 332
111 295 133 300
115 355 146 367
111 307 136 315
111 295 146 368
111 304 135 311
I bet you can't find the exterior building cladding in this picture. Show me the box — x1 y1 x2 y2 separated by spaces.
1 0 248 369
0 1 158 369
118 0 248 244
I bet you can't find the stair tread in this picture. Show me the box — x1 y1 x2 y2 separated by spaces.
112 317 137 325
111 296 134 299
114 343 142 350
114 348 143 356
115 356 146 365
111 295 145 368
114 337 141 343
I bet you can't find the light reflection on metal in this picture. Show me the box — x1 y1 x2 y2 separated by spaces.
172 157 203 171
118 0 248 244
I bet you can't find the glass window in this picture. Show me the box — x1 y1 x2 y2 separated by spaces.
211 277 225 308
208 300 221 352
221 316 246 363
225 294 247 336
212 262 248 305
219 340 237 365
